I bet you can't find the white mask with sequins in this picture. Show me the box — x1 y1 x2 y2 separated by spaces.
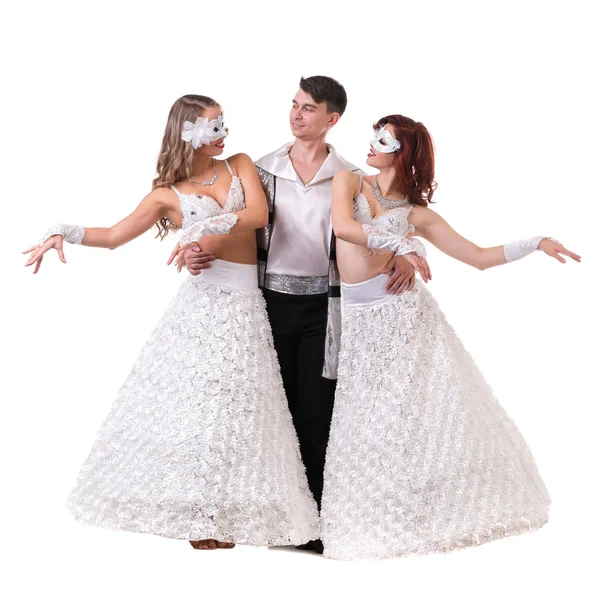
181 114 227 149
370 126 401 153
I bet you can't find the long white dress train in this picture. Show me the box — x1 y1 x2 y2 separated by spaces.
320 192 550 560
67 165 319 545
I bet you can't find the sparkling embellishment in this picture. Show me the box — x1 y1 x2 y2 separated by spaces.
179 176 245 233
188 158 218 187
353 190 423 257
372 178 409 209
264 274 329 295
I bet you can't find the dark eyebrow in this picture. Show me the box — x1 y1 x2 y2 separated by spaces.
292 99 317 109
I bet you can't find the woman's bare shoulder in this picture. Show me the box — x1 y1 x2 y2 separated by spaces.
333 169 361 184
409 203 443 226
226 153 254 169
146 185 180 207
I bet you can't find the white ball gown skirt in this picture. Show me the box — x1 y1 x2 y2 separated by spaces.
321 274 550 560
67 259 319 545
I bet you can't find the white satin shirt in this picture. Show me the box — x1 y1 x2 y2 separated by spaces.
255 143 360 277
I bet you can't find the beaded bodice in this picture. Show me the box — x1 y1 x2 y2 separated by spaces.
174 176 245 235
353 192 415 237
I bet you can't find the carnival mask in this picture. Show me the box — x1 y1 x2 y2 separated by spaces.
370 126 401 153
181 114 228 149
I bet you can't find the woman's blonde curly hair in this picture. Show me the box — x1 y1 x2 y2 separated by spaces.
152 95 220 239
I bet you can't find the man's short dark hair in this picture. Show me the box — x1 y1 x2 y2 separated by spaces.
299 75 347 116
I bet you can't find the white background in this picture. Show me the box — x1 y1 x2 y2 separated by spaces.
2 1 598 599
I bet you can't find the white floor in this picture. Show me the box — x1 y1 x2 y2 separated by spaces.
5 504 596 600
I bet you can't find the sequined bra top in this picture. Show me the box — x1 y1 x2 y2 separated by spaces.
170 159 246 235
353 175 414 238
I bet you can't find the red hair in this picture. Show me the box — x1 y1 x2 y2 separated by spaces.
374 114 437 206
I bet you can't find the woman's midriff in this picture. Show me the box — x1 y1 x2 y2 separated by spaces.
336 238 393 284
194 230 258 265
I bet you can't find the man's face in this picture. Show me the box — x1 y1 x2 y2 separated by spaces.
289 89 338 140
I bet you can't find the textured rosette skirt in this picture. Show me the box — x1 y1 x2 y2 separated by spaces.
67 259 319 545
321 273 550 560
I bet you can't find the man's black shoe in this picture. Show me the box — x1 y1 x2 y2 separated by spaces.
295 539 324 554
295 540 316 551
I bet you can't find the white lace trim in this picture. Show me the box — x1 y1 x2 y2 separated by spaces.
40 224 84 245
180 213 239 245
363 224 426 257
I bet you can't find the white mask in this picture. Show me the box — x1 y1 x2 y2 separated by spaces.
370 126 401 154
181 114 227 149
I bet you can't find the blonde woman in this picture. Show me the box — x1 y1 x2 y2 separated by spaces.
22 95 319 550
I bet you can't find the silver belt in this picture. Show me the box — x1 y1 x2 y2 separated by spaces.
264 274 328 295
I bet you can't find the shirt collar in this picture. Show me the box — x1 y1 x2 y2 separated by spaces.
255 142 360 186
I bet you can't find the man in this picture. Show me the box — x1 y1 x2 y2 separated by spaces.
185 76 419 553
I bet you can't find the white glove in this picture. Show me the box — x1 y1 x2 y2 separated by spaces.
362 224 427 258
503 236 559 263
40 224 85 245
180 213 239 245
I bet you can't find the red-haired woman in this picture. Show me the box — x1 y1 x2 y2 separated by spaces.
320 115 580 560
22 95 319 550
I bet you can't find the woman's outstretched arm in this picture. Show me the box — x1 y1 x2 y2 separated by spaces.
410 205 581 270
23 187 177 273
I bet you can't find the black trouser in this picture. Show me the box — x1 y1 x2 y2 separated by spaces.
263 288 337 511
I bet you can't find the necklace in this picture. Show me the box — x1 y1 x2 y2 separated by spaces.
372 178 409 209
188 158 218 186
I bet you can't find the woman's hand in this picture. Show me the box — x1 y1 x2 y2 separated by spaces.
538 238 581 264
167 241 215 273
167 240 193 272
167 240 184 269
22 235 66 274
